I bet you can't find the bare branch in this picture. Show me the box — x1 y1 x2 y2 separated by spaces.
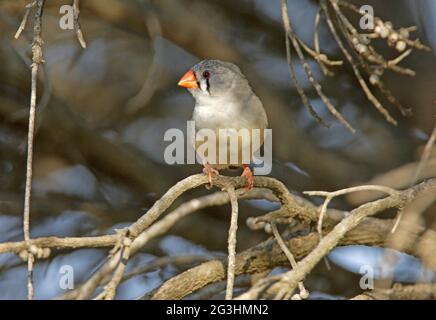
73 0 87 48
225 186 239 300
17 0 46 300
321 0 397 125
150 178 436 300
352 283 436 300
237 179 436 299
305 185 399 237
271 223 308 300
281 0 355 133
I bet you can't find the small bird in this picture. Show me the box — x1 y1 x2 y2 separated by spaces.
178 59 268 190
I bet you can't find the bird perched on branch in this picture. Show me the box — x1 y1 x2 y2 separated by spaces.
178 59 268 190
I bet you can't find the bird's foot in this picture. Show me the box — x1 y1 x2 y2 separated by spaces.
241 165 254 192
202 164 219 189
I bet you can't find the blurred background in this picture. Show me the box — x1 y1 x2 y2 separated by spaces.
0 0 435 299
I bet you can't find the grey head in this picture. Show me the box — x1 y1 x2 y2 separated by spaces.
178 59 253 105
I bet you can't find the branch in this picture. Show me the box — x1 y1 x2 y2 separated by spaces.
281 0 355 132
222 186 238 299
148 178 436 300
14 1 36 40
15 0 46 300
352 283 436 300
271 223 308 300
58 176 305 300
237 178 436 299
0 235 118 254
321 0 397 125
1 173 434 300
73 0 87 48
304 185 399 238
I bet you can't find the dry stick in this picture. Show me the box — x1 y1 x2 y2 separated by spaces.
332 0 413 115
324 0 397 125
281 0 355 133
313 9 332 76
352 283 436 300
278 186 397 298
312 9 343 76
154 216 436 300
283 33 327 127
225 186 239 300
410 117 436 186
339 11 416 77
59 183 281 300
2 189 276 255
297 39 343 68
61 184 229 300
236 179 436 300
392 116 436 233
151 179 436 300
14 1 37 39
295 11 343 76
270 223 307 300
73 0 87 48
340 21 415 116
187 275 255 300
331 2 413 116
337 0 431 52
121 255 215 284
386 49 414 75
304 185 399 238
379 195 431 290
97 235 132 300
127 174 306 239
0 235 119 254
5 13 53 127
16 0 46 300
375 80 412 117
127 174 208 238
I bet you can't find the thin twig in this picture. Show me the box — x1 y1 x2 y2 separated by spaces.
410 117 436 186
236 179 435 300
325 0 397 125
97 232 132 300
312 9 338 76
298 38 343 67
284 33 328 127
352 283 436 300
58 184 280 299
14 1 37 39
225 186 239 300
304 185 399 237
271 223 308 300
121 255 215 284
73 0 87 48
0 234 118 254
392 115 436 232
281 0 355 133
20 0 46 300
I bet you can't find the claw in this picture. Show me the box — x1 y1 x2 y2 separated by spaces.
202 164 219 189
241 165 254 192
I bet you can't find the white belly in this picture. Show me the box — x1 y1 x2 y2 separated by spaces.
192 104 265 167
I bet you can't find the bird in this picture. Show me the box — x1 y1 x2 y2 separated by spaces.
177 59 268 190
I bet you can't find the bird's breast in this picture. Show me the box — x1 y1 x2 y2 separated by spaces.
193 103 241 130
191 101 266 166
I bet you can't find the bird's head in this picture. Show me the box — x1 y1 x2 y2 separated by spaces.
177 59 249 103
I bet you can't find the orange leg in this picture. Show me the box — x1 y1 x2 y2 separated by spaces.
241 164 254 191
202 163 219 189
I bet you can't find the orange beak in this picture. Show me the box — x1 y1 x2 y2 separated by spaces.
178 69 198 88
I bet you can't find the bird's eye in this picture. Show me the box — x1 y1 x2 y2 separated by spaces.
202 70 210 79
